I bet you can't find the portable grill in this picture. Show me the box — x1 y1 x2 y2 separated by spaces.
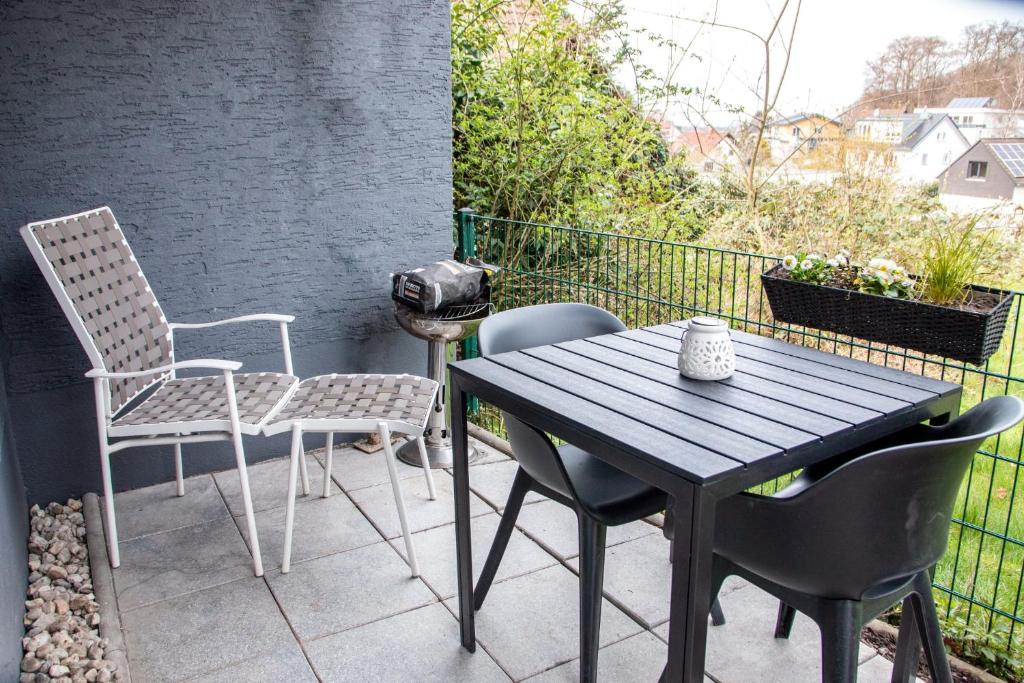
393 301 493 468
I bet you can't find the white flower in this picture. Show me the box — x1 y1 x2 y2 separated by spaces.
868 257 885 269
891 266 906 279
877 271 891 284
834 254 848 266
901 279 913 289
826 258 838 267
800 259 814 270
782 255 797 270
807 253 821 261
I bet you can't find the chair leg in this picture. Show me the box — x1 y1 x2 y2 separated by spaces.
474 467 532 610
708 555 730 627
322 432 333 498
891 595 921 683
775 602 798 639
230 436 264 577
173 443 184 497
415 436 437 501
910 573 953 683
282 426 303 574
578 514 607 683
298 438 310 496
98 440 120 568
817 599 861 683
380 422 419 577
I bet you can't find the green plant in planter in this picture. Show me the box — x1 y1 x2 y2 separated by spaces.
920 219 994 306
782 251 837 284
855 258 915 299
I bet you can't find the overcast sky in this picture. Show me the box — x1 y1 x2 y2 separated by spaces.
602 0 1024 127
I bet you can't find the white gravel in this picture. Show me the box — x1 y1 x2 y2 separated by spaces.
21 500 121 683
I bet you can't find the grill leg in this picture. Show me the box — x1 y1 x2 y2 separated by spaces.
174 443 184 497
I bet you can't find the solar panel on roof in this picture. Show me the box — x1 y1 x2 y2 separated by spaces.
991 142 1024 177
947 97 992 108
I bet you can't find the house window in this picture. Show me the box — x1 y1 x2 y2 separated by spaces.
962 115 974 125
703 161 714 172
792 126 801 138
921 153 928 165
936 131 946 141
943 152 950 163
967 161 988 179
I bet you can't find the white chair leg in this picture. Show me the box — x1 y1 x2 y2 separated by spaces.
322 432 334 498
380 422 419 577
173 443 184 497
99 443 120 568
223 371 264 577
282 426 303 574
298 438 310 497
93 379 119 568
416 436 437 501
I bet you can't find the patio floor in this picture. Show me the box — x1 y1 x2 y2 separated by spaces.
99 437 920 682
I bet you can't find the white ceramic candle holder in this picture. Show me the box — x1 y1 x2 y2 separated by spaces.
678 316 736 380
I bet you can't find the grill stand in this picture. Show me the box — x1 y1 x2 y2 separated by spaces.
396 336 479 469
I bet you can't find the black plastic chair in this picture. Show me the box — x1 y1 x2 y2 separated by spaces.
707 395 1024 683
474 303 722 683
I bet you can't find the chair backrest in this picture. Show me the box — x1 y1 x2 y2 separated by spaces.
21 207 173 415
477 303 627 498
760 395 1024 597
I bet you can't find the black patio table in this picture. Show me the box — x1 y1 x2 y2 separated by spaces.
448 319 962 682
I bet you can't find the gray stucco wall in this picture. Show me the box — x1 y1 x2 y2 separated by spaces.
0 331 28 681
0 0 453 504
940 143 1015 199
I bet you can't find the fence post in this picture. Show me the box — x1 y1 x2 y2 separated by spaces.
456 207 480 414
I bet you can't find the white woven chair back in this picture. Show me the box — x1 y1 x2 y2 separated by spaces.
22 207 172 415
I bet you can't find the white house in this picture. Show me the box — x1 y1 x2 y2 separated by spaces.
915 97 1024 144
892 114 970 183
852 109 914 144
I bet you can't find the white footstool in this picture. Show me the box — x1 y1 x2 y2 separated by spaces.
263 374 439 575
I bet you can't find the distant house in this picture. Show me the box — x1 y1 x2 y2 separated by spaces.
673 129 744 174
764 113 843 161
939 138 1024 205
892 114 970 183
852 108 915 144
915 97 1024 144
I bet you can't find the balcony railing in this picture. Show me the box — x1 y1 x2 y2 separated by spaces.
454 209 1024 663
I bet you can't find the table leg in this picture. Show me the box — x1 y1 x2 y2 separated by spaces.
451 375 476 652
662 484 716 683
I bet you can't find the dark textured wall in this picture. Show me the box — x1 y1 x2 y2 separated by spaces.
0 332 28 681
0 0 453 503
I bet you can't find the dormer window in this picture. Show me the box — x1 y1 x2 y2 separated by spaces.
967 161 988 179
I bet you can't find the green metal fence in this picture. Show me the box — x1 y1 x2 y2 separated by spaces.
455 209 1024 668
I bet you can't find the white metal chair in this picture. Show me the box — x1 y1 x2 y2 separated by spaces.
21 206 298 577
262 373 438 575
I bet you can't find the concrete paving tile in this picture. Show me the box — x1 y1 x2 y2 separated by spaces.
306 602 511 682
466 459 544 511
347 471 490 540
857 653 924 683
113 517 254 611
568 532 672 627
314 442 427 492
444 564 643 681
186 643 316 682
655 582 878 682
122 577 295 682
524 631 681 682
387 513 558 600
514 500 657 560
214 452 337 516
238 491 382 571
107 474 229 541
266 542 437 641
466 436 512 466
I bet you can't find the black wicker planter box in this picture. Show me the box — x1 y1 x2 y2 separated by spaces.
761 264 1015 366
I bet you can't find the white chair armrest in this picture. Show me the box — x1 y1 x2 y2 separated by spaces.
168 314 295 330
85 359 242 379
